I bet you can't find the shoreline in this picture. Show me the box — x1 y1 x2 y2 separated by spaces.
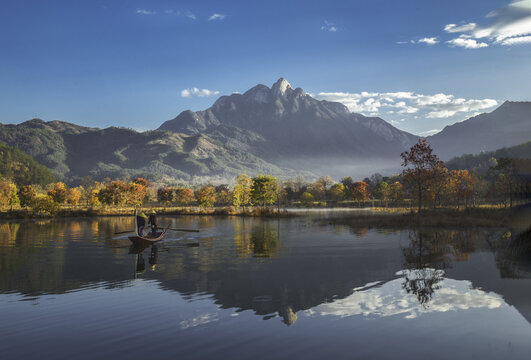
322 207 530 229
0 206 296 220
1 206 528 230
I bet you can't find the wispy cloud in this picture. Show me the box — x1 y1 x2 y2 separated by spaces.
136 9 156 15
321 20 337 32
417 37 439 45
208 13 225 21
444 0 531 46
314 91 497 120
186 11 196 20
418 129 442 136
181 88 220 98
444 23 477 33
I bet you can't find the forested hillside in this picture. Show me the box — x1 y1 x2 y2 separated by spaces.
0 142 56 186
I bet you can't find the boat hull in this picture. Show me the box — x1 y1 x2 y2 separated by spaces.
128 230 166 245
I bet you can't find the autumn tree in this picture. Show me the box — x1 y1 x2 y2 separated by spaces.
307 182 326 201
18 185 36 207
157 187 174 205
195 185 216 207
98 180 128 206
251 174 278 207
400 139 444 213
447 170 476 208
126 182 146 206
175 187 195 206
47 182 67 204
316 176 333 190
233 174 253 208
66 187 82 205
350 181 369 203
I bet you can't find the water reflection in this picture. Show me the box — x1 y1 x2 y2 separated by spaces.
1 217 531 328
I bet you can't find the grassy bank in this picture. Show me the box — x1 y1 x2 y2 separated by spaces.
323 206 528 229
0 205 294 219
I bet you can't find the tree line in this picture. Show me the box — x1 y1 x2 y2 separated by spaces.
1 139 529 213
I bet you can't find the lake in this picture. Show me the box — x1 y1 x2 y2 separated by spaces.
1 215 531 359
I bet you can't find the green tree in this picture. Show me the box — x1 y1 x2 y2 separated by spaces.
300 191 314 207
328 183 345 201
18 185 36 207
233 174 253 208
251 174 278 207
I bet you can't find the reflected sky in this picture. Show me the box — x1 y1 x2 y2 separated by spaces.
1 216 531 359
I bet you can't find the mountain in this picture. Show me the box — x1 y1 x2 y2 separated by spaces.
0 142 56 186
0 119 289 184
428 101 531 161
159 78 418 177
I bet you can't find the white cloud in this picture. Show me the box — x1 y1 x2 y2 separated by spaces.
417 37 439 45
314 90 497 120
208 13 225 21
444 0 531 46
447 37 489 48
321 21 337 32
186 11 196 20
444 23 477 33
136 9 156 15
181 88 220 98
499 34 531 45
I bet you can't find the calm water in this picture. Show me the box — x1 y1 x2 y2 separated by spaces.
1 215 531 359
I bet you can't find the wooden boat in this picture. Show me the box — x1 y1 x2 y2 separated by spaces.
129 209 167 245
128 229 167 245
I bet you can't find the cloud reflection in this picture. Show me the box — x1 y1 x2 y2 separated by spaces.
306 270 503 320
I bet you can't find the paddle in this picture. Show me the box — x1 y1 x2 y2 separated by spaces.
114 230 135 235
159 227 200 233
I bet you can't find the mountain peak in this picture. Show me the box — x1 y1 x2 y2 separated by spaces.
271 78 293 96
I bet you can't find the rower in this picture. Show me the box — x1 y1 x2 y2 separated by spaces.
137 210 148 236
148 210 157 236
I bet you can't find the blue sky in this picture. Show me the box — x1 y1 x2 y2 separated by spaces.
0 0 530 135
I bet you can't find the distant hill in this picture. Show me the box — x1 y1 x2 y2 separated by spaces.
159 78 419 178
428 101 531 161
0 119 290 185
0 142 56 186
446 140 531 173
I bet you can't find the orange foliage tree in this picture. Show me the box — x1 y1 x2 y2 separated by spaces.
350 181 369 202
47 182 67 203
66 187 82 205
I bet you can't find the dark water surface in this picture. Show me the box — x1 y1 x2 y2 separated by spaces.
1 216 531 359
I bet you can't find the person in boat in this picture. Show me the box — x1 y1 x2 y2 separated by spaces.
137 210 148 236
148 210 158 236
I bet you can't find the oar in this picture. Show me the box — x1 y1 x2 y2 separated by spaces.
160 227 200 233
114 230 135 235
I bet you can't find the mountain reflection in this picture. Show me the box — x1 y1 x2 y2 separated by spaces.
1 217 531 326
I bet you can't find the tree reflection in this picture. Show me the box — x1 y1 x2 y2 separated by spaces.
233 220 280 258
401 231 452 306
